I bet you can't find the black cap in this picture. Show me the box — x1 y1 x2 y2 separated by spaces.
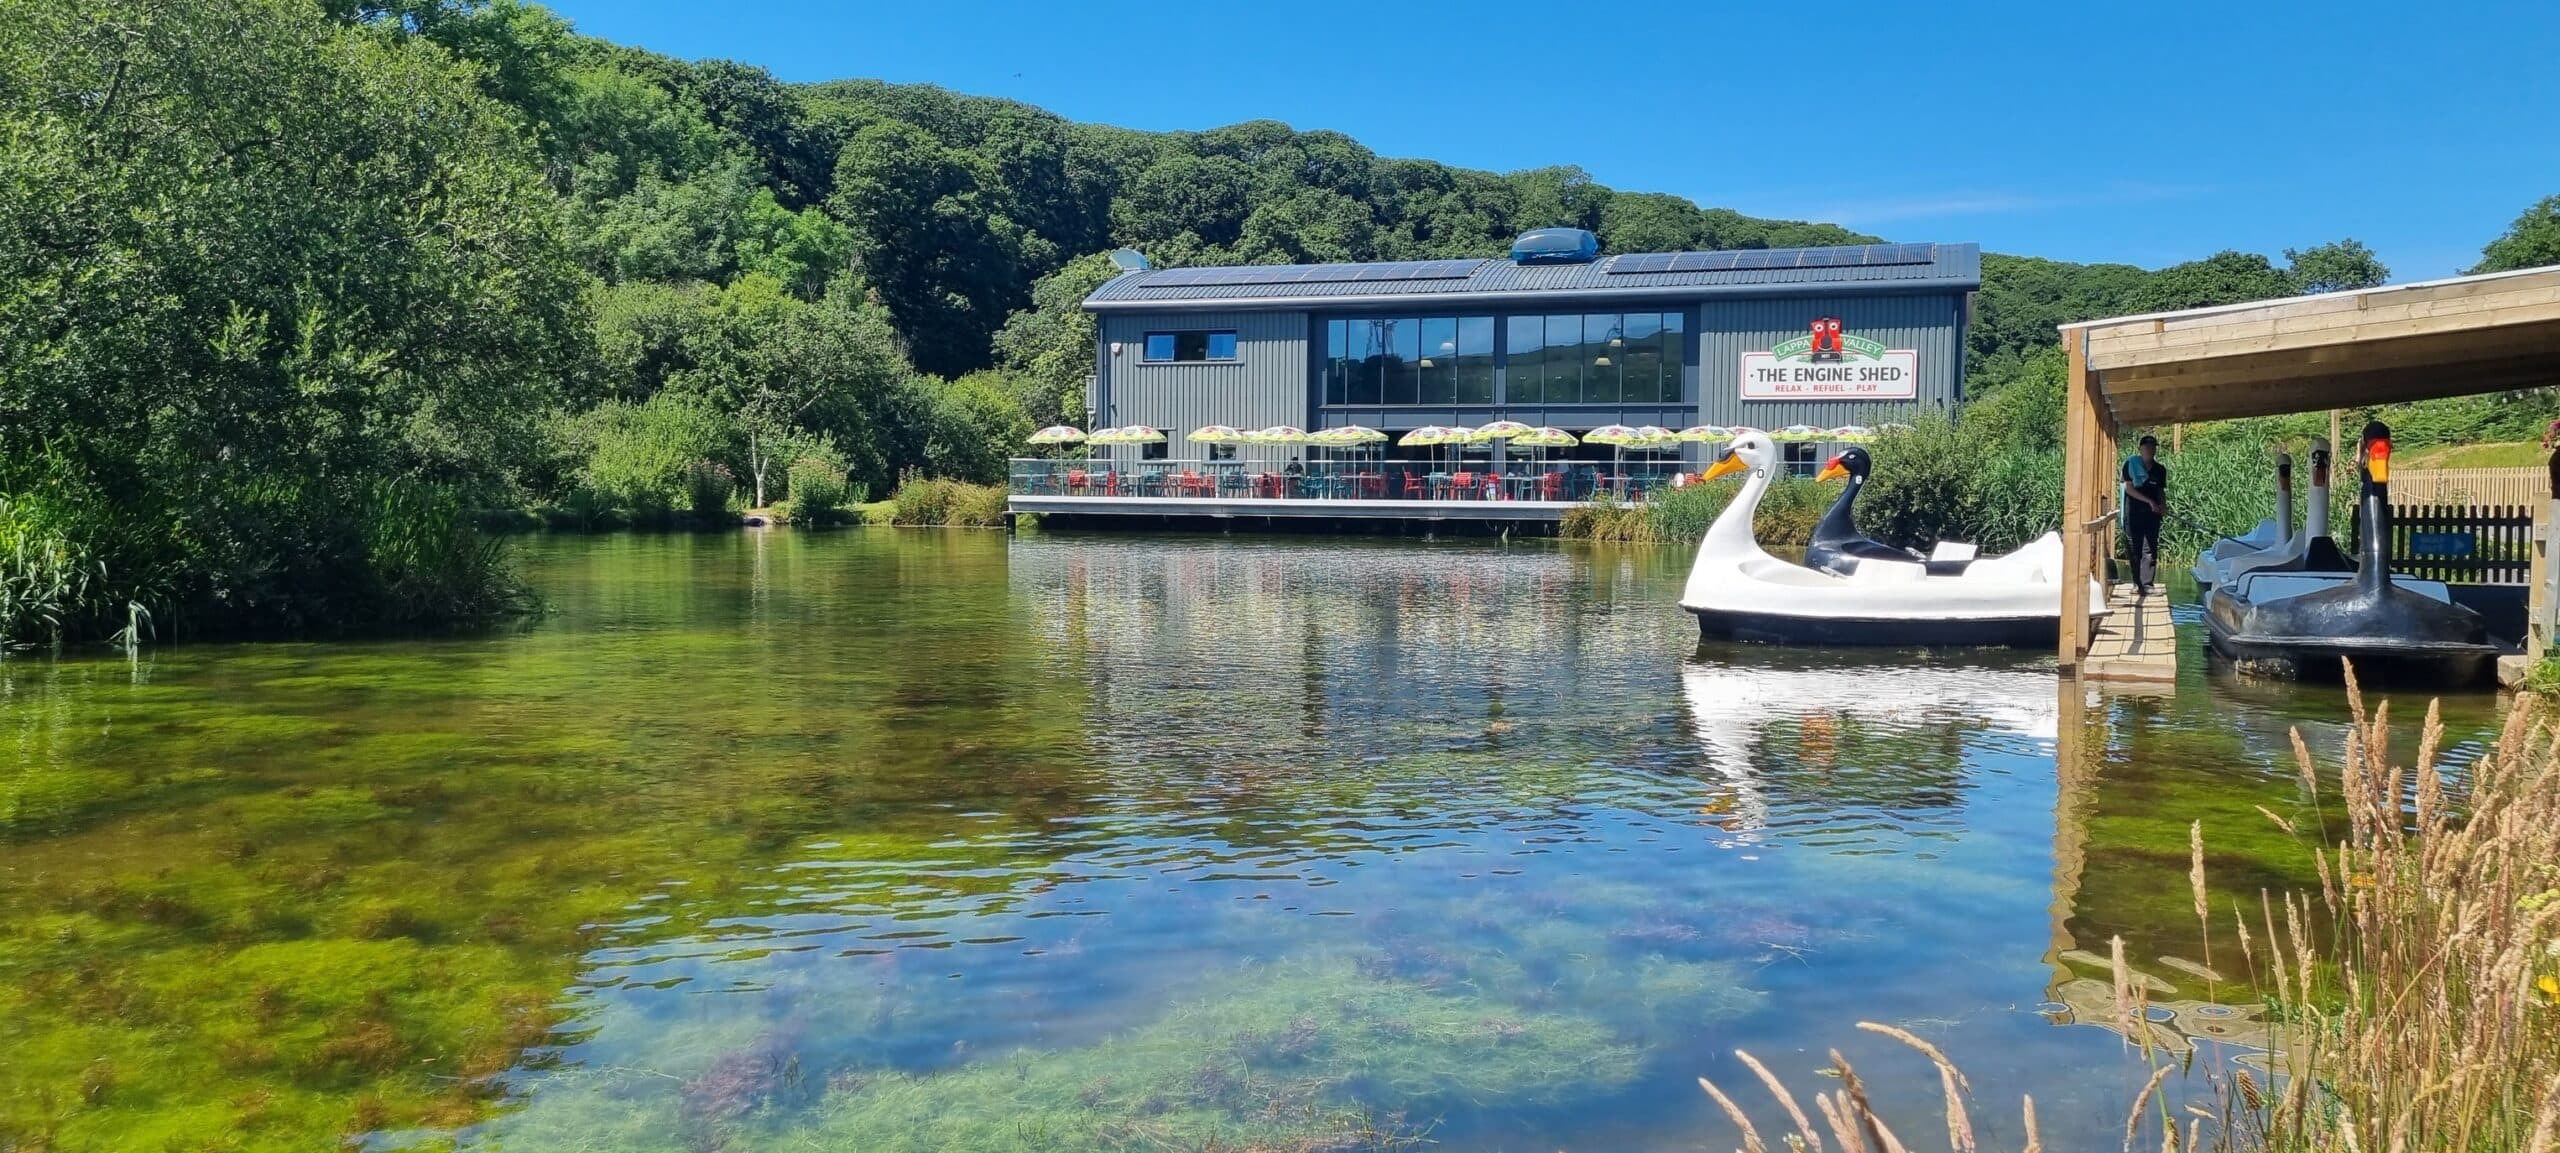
2138 434 2159 447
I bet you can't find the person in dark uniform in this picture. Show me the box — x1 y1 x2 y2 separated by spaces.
2121 434 2168 595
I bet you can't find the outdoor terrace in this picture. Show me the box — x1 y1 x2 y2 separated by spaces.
1004 458 1698 533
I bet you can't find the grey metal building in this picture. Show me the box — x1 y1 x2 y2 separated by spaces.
1080 235 1979 472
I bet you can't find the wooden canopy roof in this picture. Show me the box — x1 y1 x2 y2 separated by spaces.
2059 265 2560 426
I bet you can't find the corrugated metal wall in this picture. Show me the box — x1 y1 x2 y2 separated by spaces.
1696 293 1965 429
1094 311 1310 465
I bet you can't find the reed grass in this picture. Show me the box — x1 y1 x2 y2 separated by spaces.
1701 674 2560 1153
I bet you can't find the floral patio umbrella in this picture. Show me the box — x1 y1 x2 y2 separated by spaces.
1309 424 1386 448
1027 424 1087 461
1188 425 1246 445
1088 424 1165 445
1512 426 1579 448
1677 425 1736 443
1583 424 1650 474
1247 425 1308 444
1826 425 1878 444
1469 419 1535 443
1772 424 1826 442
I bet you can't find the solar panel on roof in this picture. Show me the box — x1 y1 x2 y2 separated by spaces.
1134 258 1482 288
1603 243 1939 275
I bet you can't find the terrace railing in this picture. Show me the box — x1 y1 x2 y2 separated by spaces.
1006 458 1694 503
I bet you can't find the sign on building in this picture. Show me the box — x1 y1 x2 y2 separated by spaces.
1741 317 1919 400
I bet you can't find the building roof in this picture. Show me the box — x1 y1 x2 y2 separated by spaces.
1082 242 1981 312
2060 263 2560 424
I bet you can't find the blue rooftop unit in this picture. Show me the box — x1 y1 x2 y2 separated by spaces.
1509 227 1600 265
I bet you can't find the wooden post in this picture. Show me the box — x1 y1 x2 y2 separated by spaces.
2060 328 2095 669
2330 409 2343 472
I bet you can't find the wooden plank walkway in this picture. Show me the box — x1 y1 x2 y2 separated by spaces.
2081 583 2179 682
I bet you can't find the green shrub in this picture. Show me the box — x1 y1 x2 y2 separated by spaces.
579 395 736 521
1561 478 1823 545
885 472 1008 527
785 456 850 525
684 460 735 523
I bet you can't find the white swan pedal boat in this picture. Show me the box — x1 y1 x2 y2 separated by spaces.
1678 432 2104 647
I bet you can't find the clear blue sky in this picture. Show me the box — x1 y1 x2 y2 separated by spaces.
541 0 2557 281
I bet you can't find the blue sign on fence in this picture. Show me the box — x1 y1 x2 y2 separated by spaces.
2410 531 2476 557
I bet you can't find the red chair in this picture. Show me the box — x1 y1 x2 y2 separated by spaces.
1104 471 1120 497
1066 469 1088 495
1451 471 1476 500
1536 474 1562 501
1402 473 1425 499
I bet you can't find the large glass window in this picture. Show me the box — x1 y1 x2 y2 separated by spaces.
1663 311 1686 401
1545 315 1582 403
1323 315 1496 406
1384 319 1420 405
1620 312 1663 403
1506 316 1546 404
1419 318 1457 405
1582 313 1621 404
1456 317 1494 404
1346 319 1381 404
1325 319 1348 405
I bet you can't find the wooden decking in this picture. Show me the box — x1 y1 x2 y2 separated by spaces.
2079 583 2179 682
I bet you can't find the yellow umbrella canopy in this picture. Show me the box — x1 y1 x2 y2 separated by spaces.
1511 426 1579 448
1309 424 1386 447
1188 425 1246 444
1632 425 1678 449
1772 424 1826 442
1827 425 1878 444
1247 424 1308 444
1089 425 1166 445
1470 420 1535 443
1027 425 1087 445
1677 425 1735 443
1398 425 1462 446
1583 424 1645 446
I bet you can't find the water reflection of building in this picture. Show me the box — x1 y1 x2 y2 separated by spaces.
1007 537 1685 771
1676 656 2059 836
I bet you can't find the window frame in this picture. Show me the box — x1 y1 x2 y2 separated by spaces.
1139 330 1241 364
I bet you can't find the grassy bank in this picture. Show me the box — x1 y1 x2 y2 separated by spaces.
1704 682 2560 1152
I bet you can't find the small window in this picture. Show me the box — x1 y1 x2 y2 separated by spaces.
1782 441 1820 477
1142 439 1170 460
1207 443 1236 461
1141 330 1238 362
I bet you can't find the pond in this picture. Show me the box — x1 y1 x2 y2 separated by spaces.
0 530 2506 1152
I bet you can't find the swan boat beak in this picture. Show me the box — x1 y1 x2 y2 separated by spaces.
1701 453 1750 482
1814 456 1849 483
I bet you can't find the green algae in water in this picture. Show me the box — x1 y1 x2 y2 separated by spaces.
479 957 1653 1153
0 532 2516 1152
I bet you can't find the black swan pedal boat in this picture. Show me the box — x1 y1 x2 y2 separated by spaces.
2198 446 2354 589
2204 423 2497 684
1679 431 2103 647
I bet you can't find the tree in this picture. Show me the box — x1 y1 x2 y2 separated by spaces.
2474 195 2560 274
2125 250 2298 313
0 0 589 637
663 275 910 503
2286 239 2389 293
991 252 1121 428
828 120 1033 376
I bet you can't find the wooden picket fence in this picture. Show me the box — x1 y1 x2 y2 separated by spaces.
2390 466 2548 507
2354 503 2537 584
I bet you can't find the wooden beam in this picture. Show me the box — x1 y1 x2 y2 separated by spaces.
2107 357 2558 425
2096 323 2560 393
2060 328 2096 669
